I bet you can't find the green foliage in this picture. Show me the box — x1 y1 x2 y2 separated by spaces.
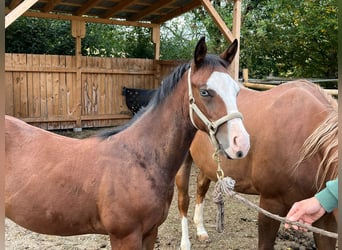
174 0 337 78
5 17 74 55
5 17 154 58
240 0 337 78
124 27 154 58
82 22 125 57
160 12 205 60
191 1 234 54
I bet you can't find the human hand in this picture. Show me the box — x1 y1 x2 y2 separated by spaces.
285 197 326 231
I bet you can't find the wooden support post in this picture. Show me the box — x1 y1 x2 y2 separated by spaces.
232 0 242 80
200 0 241 80
242 68 248 83
152 24 161 90
71 20 85 130
152 25 161 60
200 0 234 43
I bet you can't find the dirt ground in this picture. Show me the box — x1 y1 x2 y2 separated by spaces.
5 128 321 250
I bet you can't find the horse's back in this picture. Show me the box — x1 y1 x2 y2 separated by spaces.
5 115 30 139
6 115 80 151
262 80 336 115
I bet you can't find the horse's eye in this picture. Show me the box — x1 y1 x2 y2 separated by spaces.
200 89 210 97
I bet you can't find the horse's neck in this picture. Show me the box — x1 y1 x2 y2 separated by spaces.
120 81 197 181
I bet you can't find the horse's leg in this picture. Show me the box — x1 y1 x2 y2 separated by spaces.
142 227 159 250
312 213 337 249
258 197 285 250
193 170 211 242
109 232 143 250
176 151 193 250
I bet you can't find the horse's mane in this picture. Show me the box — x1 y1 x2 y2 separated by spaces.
293 82 338 191
148 63 190 109
98 63 190 138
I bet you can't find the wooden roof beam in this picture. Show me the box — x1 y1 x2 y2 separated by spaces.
43 0 62 13
18 10 158 28
152 0 201 24
75 0 103 16
102 0 139 19
8 0 22 10
128 0 171 21
5 0 39 28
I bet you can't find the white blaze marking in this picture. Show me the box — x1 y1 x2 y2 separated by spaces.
206 71 250 158
206 71 240 115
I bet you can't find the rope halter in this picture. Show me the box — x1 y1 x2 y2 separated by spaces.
187 67 244 151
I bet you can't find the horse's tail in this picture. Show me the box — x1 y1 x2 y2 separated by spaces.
295 109 338 191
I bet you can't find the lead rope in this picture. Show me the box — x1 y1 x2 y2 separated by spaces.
211 155 338 239
212 149 232 233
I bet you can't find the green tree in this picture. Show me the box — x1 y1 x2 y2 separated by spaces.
5 17 74 55
240 0 337 78
124 27 154 58
82 22 125 57
160 12 207 60
182 0 337 78
5 17 154 58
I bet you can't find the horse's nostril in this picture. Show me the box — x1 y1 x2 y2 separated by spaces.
236 151 243 158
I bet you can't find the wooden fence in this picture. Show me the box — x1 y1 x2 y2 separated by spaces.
6 57 337 130
5 53 182 130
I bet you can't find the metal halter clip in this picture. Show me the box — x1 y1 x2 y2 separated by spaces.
213 149 224 180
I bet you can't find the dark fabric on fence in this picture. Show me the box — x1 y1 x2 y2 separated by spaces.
122 87 157 114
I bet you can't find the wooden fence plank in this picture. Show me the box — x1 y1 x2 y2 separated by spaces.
62 55 76 129
52 55 60 117
13 69 21 117
27 54 34 117
32 55 41 118
5 72 14 115
45 55 61 130
5 54 14 116
39 54 48 119
19 54 28 118
105 57 111 115
59 55 66 117
45 54 53 119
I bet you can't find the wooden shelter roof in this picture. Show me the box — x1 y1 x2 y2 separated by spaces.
5 0 242 79
5 0 202 26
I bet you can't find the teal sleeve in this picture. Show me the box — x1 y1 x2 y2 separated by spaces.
315 179 338 213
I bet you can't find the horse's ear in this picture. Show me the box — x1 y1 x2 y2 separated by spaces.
194 37 207 67
220 39 238 65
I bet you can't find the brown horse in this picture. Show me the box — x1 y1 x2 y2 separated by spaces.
5 37 250 249
176 80 338 249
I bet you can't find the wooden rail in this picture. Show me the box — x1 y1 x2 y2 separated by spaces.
242 69 338 97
